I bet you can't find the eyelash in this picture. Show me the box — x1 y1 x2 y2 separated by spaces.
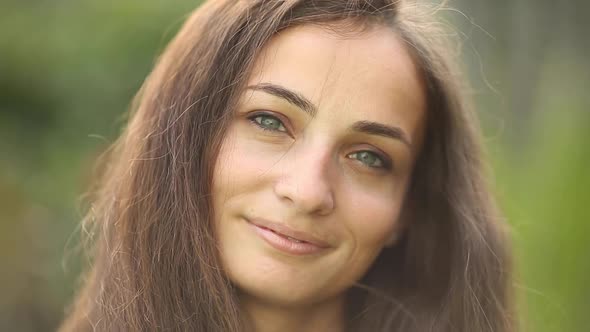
246 112 393 171
347 151 392 171
248 112 289 133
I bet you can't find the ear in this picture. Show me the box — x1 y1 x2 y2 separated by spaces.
384 230 401 248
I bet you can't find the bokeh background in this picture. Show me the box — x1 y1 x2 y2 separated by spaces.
1 0 588 331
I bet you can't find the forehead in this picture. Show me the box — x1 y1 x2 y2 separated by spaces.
246 24 426 145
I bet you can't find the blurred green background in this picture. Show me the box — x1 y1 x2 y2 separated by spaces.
1 0 588 331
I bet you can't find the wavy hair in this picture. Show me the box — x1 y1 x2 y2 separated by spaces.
60 1 515 331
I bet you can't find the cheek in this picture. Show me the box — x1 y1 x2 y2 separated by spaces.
324 186 406 291
213 128 250 224
212 126 286 228
213 130 263 202
343 183 405 249
214 128 283 190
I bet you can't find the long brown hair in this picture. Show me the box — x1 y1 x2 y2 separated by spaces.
60 1 515 331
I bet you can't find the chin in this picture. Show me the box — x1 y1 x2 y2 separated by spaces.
221 248 344 307
227 260 316 302
241 284 318 307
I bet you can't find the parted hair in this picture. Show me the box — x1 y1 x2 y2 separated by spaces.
60 1 515 331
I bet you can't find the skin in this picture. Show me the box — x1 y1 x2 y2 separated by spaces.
212 24 426 332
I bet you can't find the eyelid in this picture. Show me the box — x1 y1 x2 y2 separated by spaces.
374 149 394 170
244 111 394 171
351 149 393 170
246 110 293 135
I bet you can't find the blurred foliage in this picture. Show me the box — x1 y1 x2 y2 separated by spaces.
0 1 198 330
1 0 588 331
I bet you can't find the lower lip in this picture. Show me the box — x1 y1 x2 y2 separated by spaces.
248 222 328 256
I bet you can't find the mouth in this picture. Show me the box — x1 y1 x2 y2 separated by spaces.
246 218 331 256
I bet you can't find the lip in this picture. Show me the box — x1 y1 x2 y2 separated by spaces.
246 218 331 255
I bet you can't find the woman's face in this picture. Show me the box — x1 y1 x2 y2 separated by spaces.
213 24 426 307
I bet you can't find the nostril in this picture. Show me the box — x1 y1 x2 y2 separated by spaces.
273 169 335 216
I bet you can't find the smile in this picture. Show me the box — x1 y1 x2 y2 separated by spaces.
246 218 330 256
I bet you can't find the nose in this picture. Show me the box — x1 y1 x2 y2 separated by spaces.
273 143 335 216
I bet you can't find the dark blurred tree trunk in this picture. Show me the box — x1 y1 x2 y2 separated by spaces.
506 0 546 151
455 0 580 155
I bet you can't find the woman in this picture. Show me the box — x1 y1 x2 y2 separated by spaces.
61 0 515 331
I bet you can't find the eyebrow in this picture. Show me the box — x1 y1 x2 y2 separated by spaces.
246 82 412 148
247 83 317 117
351 121 412 148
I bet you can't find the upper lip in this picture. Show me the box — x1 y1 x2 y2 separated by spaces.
247 217 331 248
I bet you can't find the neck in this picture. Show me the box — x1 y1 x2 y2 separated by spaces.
240 293 347 332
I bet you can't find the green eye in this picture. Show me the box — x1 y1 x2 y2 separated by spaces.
250 113 287 132
348 151 388 169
